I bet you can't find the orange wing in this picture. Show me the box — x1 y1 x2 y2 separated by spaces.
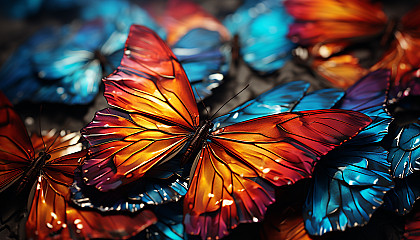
371 6 420 86
184 110 371 239
285 0 387 48
26 133 157 239
313 54 369 89
81 109 191 191
104 25 199 130
0 92 33 191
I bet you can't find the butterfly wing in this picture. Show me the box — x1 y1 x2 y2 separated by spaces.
303 70 393 235
284 0 387 47
171 28 229 101
389 121 420 178
383 172 420 215
213 81 310 129
184 110 371 239
0 93 33 191
81 25 199 191
26 132 157 239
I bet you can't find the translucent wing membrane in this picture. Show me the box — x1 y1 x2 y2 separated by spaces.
184 110 371 239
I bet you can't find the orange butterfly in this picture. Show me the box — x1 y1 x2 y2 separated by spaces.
80 25 371 239
0 93 156 239
285 0 420 89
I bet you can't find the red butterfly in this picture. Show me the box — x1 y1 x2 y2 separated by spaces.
80 25 371 239
285 0 420 89
0 93 156 239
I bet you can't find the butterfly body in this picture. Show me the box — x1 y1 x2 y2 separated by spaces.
16 151 50 194
180 120 213 166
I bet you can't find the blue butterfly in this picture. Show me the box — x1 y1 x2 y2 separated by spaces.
223 0 295 73
302 70 394 235
0 0 164 105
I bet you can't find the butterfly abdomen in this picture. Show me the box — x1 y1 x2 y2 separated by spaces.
180 120 213 166
17 152 50 194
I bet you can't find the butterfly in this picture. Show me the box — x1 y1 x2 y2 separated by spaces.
79 25 372 239
0 92 157 239
0 0 164 105
146 0 231 100
285 0 420 89
71 79 343 219
223 0 296 73
302 70 394 235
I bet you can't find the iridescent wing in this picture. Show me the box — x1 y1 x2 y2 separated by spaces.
389 121 420 178
184 110 371 239
303 70 393 235
224 0 295 73
383 172 420 215
81 25 199 191
26 132 157 239
148 0 230 100
304 145 393 235
213 80 343 129
0 93 33 191
213 81 310 129
71 167 187 212
137 202 185 240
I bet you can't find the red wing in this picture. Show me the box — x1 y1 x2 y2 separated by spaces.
285 0 387 49
26 164 157 239
81 108 190 191
0 93 33 191
147 0 230 45
104 25 199 130
184 110 371 239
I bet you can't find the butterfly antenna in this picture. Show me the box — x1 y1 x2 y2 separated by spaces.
210 84 249 120
38 105 47 151
193 86 210 119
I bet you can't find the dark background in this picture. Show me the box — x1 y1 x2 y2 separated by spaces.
1 0 420 239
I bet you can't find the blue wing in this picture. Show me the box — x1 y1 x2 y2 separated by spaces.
212 81 310 130
303 70 393 235
291 88 344 112
304 145 393 235
135 202 185 240
383 173 420 215
71 168 187 212
172 28 230 101
212 80 344 130
224 0 295 73
81 0 166 37
388 121 420 178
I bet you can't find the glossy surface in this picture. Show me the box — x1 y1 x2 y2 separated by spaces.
303 70 393 235
213 80 344 130
81 25 372 240
0 92 158 239
383 173 420 215
389 121 420 178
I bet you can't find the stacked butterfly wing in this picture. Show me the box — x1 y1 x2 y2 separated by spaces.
76 25 374 239
0 92 157 239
